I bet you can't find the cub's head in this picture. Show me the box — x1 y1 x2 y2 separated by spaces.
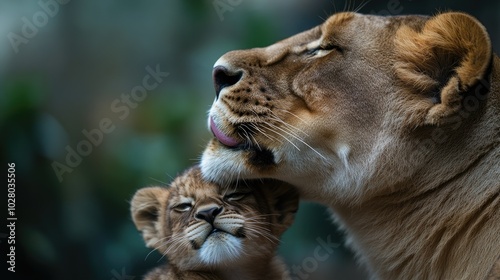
131 166 298 270
201 12 495 202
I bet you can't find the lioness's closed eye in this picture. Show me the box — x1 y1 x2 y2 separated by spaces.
131 166 299 280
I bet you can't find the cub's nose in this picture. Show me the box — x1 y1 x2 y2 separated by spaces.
212 66 242 99
195 206 223 224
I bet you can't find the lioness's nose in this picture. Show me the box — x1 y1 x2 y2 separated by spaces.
213 66 242 99
195 206 223 224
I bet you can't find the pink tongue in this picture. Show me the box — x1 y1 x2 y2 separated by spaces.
210 117 240 147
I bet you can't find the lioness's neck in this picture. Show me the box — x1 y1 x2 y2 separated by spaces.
333 139 500 279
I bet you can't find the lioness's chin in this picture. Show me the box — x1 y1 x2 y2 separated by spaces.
198 233 243 265
201 138 278 183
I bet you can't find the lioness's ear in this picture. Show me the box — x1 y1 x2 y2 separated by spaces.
131 187 169 248
395 12 492 126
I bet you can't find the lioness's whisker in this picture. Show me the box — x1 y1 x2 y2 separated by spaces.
273 107 308 125
267 111 309 138
248 111 283 144
241 124 261 150
262 123 301 151
264 121 326 160
239 123 253 143
267 117 303 140
250 123 282 143
249 133 262 150
267 113 311 143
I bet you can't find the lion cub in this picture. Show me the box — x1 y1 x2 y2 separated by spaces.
131 166 299 280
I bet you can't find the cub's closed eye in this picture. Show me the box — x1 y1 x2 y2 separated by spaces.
173 203 192 212
224 192 250 201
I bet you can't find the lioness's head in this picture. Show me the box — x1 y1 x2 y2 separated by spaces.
131 166 298 270
201 12 496 202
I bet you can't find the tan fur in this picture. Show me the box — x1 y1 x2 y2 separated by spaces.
201 12 500 279
131 166 298 280
488 256 500 280
395 12 492 126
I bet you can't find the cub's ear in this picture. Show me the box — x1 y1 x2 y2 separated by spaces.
130 187 170 248
395 12 492 126
269 182 300 234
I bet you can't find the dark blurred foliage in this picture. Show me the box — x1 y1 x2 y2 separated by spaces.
0 1 498 280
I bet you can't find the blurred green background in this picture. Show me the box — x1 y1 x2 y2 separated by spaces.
1 1 498 279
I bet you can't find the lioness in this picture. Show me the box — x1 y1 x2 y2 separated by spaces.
131 166 298 280
201 12 500 279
